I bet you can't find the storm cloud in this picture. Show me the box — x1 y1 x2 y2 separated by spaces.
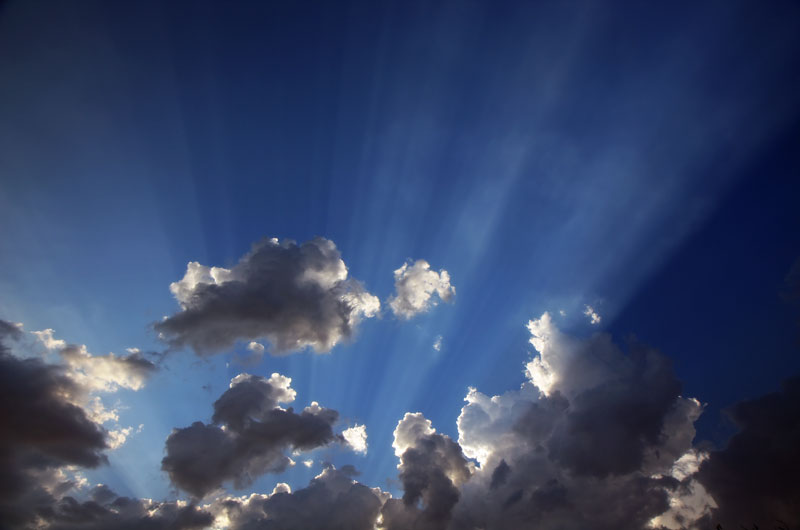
156 237 379 355
162 372 349 498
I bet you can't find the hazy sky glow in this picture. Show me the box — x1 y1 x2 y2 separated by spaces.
1 1 799 529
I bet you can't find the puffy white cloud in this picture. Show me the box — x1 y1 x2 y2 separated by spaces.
246 341 265 354
342 424 368 454
388 260 455 319
32 328 66 350
156 237 379 355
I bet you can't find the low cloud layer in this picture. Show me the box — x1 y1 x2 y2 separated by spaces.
156 237 380 355
162 373 352 498
388 260 455 319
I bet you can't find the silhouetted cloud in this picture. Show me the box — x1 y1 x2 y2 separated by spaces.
696 376 800 528
209 466 386 530
388 260 454 319
156 237 379 355
380 413 471 529
162 373 352 498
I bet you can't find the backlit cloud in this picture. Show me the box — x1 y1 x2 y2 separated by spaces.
162 372 360 498
156 237 380 355
388 260 455 319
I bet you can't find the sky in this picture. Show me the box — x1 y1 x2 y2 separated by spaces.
1 1 799 529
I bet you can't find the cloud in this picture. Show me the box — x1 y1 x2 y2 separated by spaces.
38 484 213 530
343 424 368 454
388 260 455 319
433 335 442 351
449 312 705 529
0 320 109 527
380 413 472 529
162 372 356 498
695 376 800 528
583 304 602 324
208 465 387 530
155 237 379 356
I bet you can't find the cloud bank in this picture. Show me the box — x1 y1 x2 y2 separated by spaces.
156 237 379 355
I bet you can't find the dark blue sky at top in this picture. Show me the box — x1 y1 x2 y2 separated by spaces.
1 0 798 500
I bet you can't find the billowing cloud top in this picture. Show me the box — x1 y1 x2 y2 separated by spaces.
388 259 455 319
156 237 380 355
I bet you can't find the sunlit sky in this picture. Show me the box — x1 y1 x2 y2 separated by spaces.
1 1 799 528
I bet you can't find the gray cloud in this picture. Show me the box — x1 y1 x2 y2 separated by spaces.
41 485 213 530
155 237 379 355
162 373 344 498
449 313 706 530
211 466 386 530
379 413 471 530
696 376 800 529
0 321 108 528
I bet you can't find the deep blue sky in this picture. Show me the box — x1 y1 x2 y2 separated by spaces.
1 0 799 502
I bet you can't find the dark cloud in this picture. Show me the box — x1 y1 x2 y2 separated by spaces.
155 237 379 355
380 413 471 530
212 466 385 530
449 313 705 530
696 376 800 529
162 373 342 498
0 321 109 527
41 485 213 530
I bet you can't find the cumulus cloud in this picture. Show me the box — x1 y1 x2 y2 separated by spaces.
449 312 706 529
342 424 368 454
155 237 379 355
388 260 455 319
380 413 471 530
0 319 160 527
695 376 800 528
162 373 357 498
208 465 387 530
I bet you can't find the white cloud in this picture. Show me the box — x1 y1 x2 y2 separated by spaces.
388 259 455 319
583 304 601 324
433 335 442 351
32 328 66 350
342 424 368 454
246 341 265 354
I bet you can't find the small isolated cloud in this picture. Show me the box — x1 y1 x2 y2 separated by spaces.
247 341 265 355
583 304 601 324
433 335 443 351
388 259 455 319
303 459 314 468
156 237 379 355
342 424 368 454
162 372 359 498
